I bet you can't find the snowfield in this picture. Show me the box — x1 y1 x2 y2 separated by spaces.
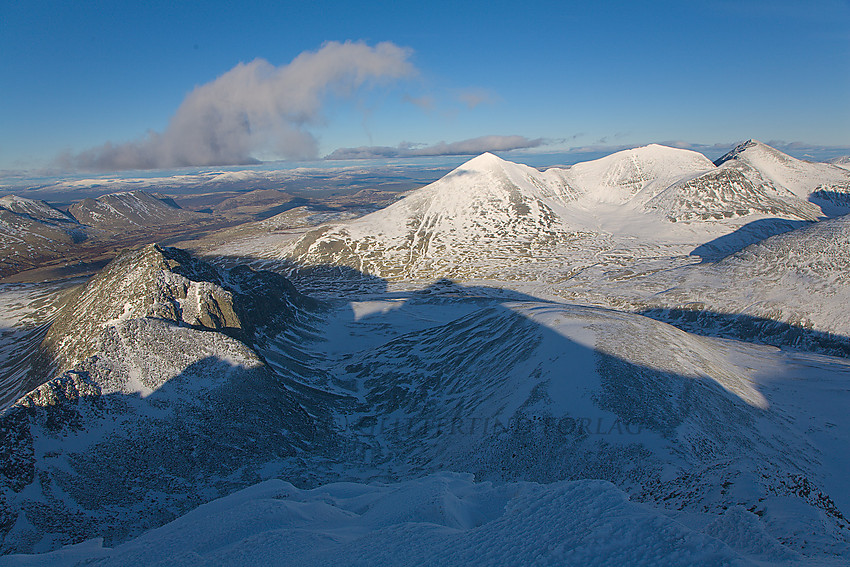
1 474 767 566
2 142 850 565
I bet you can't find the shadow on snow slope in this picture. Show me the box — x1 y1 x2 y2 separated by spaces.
0 259 848 558
689 218 811 262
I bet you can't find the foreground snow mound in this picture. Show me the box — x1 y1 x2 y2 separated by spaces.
1 474 756 566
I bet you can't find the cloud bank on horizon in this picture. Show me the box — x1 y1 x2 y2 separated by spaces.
325 135 545 160
58 41 416 171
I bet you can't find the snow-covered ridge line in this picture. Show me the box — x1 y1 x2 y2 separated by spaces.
280 141 850 283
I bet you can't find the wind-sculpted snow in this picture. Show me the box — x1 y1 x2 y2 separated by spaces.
1 475 755 566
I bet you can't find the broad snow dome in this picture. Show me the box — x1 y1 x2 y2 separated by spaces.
563 144 715 205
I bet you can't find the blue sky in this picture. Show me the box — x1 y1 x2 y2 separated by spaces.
1 0 848 172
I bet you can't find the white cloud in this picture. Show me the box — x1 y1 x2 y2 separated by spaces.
59 41 416 171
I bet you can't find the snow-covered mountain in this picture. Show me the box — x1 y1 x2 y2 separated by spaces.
67 190 205 230
829 156 850 171
0 197 87 277
0 245 327 553
284 152 588 282
645 160 821 222
3 142 850 565
561 143 714 205
715 140 850 201
0 196 76 225
281 142 849 285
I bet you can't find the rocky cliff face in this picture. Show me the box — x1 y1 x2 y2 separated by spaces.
0 244 326 553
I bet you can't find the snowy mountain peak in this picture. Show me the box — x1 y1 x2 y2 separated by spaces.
67 189 203 229
714 139 782 167
453 151 515 174
713 140 850 202
563 144 715 204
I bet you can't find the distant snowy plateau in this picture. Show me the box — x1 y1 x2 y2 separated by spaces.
2 140 850 565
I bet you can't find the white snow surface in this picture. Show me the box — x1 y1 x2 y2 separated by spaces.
719 141 850 200
4 143 850 565
0 474 759 567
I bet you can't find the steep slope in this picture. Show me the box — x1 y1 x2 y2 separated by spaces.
645 141 831 222
646 165 822 222
67 190 206 230
0 200 87 278
715 140 850 201
39 244 316 379
652 213 850 339
0 281 81 411
0 196 76 225
829 156 850 171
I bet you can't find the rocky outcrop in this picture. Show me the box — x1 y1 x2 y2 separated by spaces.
40 243 317 379
0 245 326 554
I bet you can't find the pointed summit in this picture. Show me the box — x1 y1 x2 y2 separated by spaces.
713 140 850 201
714 139 772 167
456 151 511 173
